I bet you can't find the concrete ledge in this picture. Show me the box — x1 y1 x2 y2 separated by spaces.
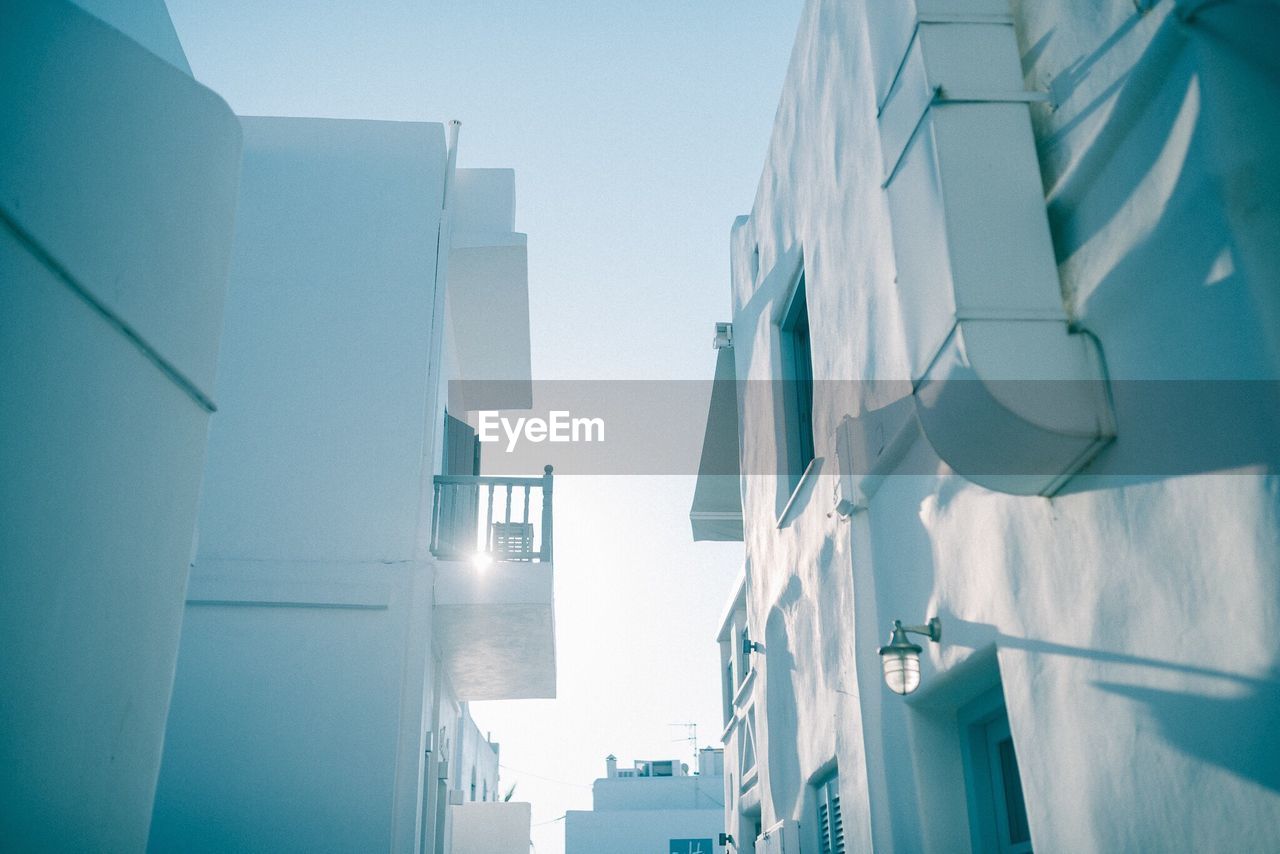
434 560 555 700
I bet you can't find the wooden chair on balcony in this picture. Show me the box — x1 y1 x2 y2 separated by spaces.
489 521 535 561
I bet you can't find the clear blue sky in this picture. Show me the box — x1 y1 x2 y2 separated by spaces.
166 2 803 850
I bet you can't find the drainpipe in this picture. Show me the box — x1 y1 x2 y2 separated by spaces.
398 123 460 852
871 1 1115 496
417 120 461 556
442 119 460 211
428 119 460 406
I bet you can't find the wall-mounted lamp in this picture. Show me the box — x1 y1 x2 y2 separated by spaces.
877 617 941 695
741 630 764 657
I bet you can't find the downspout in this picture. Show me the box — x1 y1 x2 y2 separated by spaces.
441 119 460 210
394 120 461 854
431 120 460 455
417 119 461 554
870 1 1115 496
431 119 461 372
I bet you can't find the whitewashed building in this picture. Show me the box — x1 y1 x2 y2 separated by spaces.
2 2 240 849
694 1 1280 853
447 715 533 854
3 2 550 852
147 111 552 854
565 751 726 854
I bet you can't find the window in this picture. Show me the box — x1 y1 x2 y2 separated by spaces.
960 690 1033 854
780 271 815 481
736 622 752 687
739 706 758 786
815 772 844 854
724 658 736 719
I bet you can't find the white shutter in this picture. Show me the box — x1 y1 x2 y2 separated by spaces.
831 788 845 854
816 774 844 854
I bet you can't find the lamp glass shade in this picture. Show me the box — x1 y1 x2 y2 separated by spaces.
881 649 921 695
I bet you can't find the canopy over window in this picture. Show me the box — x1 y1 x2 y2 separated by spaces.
690 346 743 541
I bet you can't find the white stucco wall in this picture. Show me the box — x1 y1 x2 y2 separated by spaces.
149 117 451 853
593 774 725 812
450 801 531 854
566 767 725 854
70 0 193 75
1 2 240 849
718 1 1280 852
565 809 723 854
195 117 447 565
148 113 549 853
434 559 557 699
149 562 434 853
454 705 501 804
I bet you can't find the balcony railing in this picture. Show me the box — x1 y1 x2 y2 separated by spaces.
430 465 553 562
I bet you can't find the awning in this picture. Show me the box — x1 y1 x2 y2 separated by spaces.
690 345 743 541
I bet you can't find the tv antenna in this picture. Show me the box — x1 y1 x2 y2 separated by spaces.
669 722 698 772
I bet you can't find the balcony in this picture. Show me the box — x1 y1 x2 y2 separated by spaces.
430 466 553 562
430 466 556 701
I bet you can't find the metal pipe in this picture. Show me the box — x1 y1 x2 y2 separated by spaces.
442 119 460 211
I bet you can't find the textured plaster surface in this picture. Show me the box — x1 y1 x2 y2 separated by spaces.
1 2 240 848
152 118 452 850
450 802 531 854
720 1 1280 851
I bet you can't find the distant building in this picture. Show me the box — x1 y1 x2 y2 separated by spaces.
691 1 1280 853
3 1 551 851
449 716 527 854
565 750 725 854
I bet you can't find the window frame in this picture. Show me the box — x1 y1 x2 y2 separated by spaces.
959 688 1033 854
814 770 844 854
723 656 736 722
778 269 816 487
739 705 758 789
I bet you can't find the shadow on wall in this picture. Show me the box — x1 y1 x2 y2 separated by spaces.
764 577 805 820
940 614 1280 793
1042 8 1280 493
813 534 848 692
1094 674 1280 792
1045 6 1276 377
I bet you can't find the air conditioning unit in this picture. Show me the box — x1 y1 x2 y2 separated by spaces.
756 819 800 854
713 321 734 350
